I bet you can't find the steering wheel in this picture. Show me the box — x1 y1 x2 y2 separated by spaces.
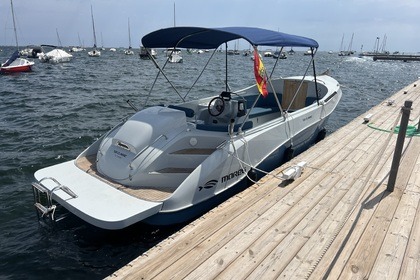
208 96 225 116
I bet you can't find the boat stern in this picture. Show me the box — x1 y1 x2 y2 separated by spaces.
32 160 163 230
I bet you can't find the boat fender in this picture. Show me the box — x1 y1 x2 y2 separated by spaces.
280 161 306 181
247 168 258 185
315 128 327 143
283 146 294 162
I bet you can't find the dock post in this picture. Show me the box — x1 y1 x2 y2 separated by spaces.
387 100 413 192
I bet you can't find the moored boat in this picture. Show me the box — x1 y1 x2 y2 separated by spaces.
124 18 134 55
38 45 73 63
1 0 34 74
139 46 157 59
32 26 342 230
88 5 101 57
166 48 183 63
1 50 34 73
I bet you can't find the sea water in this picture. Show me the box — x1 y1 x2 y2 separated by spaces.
1 47 419 279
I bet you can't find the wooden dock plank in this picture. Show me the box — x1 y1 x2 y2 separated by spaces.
398 160 420 280
370 141 420 279
107 81 420 280
308 179 389 279
399 156 420 280
284 179 367 279
246 176 356 280
337 137 419 279
110 174 294 280
210 171 341 280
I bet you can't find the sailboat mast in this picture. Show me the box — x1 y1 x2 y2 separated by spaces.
91 5 97 48
173 2 176 27
56 28 63 47
10 0 19 50
128 18 132 49
339 34 344 52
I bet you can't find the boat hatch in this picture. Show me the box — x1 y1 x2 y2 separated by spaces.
33 160 163 230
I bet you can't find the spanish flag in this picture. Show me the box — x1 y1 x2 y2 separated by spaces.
253 47 268 98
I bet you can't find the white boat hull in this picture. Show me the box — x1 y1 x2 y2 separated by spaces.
88 50 101 57
33 75 341 229
39 49 73 63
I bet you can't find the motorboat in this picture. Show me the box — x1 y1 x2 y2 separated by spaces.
304 48 313 55
168 52 183 63
26 46 43 58
32 26 342 230
139 46 157 59
38 45 73 63
1 0 34 74
70 46 84 52
166 48 183 63
39 29 73 63
263 50 273 57
273 50 287 59
1 50 34 74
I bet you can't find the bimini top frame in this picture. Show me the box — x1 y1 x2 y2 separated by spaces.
140 26 319 107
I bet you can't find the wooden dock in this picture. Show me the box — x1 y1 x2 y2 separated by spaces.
372 54 420 62
107 81 420 280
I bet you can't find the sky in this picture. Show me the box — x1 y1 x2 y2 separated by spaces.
1 0 420 53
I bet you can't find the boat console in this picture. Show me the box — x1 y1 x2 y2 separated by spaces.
206 92 246 125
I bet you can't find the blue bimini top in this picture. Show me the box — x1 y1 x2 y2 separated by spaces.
142 26 319 50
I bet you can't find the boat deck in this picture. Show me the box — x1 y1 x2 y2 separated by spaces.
107 81 420 279
75 155 175 201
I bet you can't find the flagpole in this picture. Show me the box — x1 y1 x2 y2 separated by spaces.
225 42 228 92
253 46 283 115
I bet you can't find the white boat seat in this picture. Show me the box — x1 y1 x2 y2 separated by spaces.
249 107 280 118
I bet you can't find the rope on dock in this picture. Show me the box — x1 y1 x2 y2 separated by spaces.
367 123 420 137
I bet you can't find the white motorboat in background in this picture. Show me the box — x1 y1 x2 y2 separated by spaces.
166 48 183 63
139 46 157 59
38 45 73 63
32 26 341 230
39 30 73 63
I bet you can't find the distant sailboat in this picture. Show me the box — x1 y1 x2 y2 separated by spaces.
88 5 101 57
124 18 134 55
338 33 354 56
1 0 34 73
167 2 183 63
70 33 84 52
